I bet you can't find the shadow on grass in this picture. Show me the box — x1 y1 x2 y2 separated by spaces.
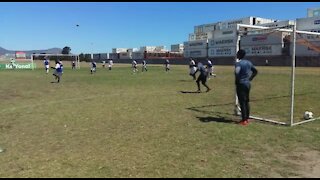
179 90 201 94
197 116 238 124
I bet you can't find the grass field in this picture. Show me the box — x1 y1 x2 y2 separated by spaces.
0 62 319 178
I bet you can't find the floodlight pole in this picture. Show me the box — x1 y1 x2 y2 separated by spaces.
290 22 297 126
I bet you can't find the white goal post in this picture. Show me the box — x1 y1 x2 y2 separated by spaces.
235 23 320 126
31 54 81 69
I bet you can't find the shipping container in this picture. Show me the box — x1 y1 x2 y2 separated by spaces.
189 31 214 41
257 20 294 28
217 17 253 30
254 17 276 25
291 41 320 56
208 47 236 57
119 52 132 59
184 48 207 58
240 31 287 46
213 28 237 39
140 46 166 52
308 8 320 18
112 48 128 53
296 16 320 31
171 44 184 53
208 37 238 48
194 23 216 33
242 44 284 56
184 40 208 49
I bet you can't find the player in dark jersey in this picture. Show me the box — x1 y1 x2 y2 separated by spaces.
195 62 211 93
235 49 258 126
91 60 97 74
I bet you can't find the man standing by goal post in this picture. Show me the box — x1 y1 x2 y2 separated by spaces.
235 49 258 126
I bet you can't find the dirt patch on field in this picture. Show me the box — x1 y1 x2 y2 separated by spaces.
278 148 320 178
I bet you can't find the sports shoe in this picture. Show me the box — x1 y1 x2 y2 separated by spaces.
206 88 211 92
239 120 249 126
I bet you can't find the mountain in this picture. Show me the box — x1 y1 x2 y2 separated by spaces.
0 47 63 55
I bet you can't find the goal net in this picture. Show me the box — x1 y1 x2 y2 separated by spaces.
31 54 80 69
235 23 320 126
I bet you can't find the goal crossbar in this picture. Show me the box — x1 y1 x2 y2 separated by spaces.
31 54 81 69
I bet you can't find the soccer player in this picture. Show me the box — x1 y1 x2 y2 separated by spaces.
195 62 211 93
206 58 216 79
44 57 50 74
72 61 76 70
132 60 138 73
142 59 148 72
59 60 64 74
164 59 170 72
102 60 106 68
51 60 63 83
108 59 113 70
189 58 197 80
235 49 258 126
91 60 97 74
10 58 16 70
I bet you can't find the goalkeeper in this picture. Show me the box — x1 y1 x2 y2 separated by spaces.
235 49 258 126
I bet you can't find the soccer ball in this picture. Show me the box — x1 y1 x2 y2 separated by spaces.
303 111 313 120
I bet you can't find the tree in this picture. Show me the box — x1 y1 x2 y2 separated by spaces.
62 46 71 54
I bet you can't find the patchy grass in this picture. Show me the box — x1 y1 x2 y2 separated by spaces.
0 63 319 177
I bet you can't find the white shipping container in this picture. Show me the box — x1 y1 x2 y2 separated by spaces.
189 32 214 41
112 48 128 53
213 28 237 39
184 48 207 58
208 47 237 57
242 44 283 56
290 41 320 56
257 20 294 28
184 40 208 49
254 17 276 25
208 37 238 48
171 44 184 52
296 16 320 31
119 52 132 59
308 8 320 18
240 31 286 46
217 17 253 30
194 23 216 33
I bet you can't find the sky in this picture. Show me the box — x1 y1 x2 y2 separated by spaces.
1 2 320 54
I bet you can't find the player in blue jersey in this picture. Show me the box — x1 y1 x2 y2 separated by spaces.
235 49 258 126
195 62 211 93
51 60 63 83
90 60 97 74
44 57 50 74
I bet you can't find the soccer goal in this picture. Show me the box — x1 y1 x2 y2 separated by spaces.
31 54 81 69
234 22 320 126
